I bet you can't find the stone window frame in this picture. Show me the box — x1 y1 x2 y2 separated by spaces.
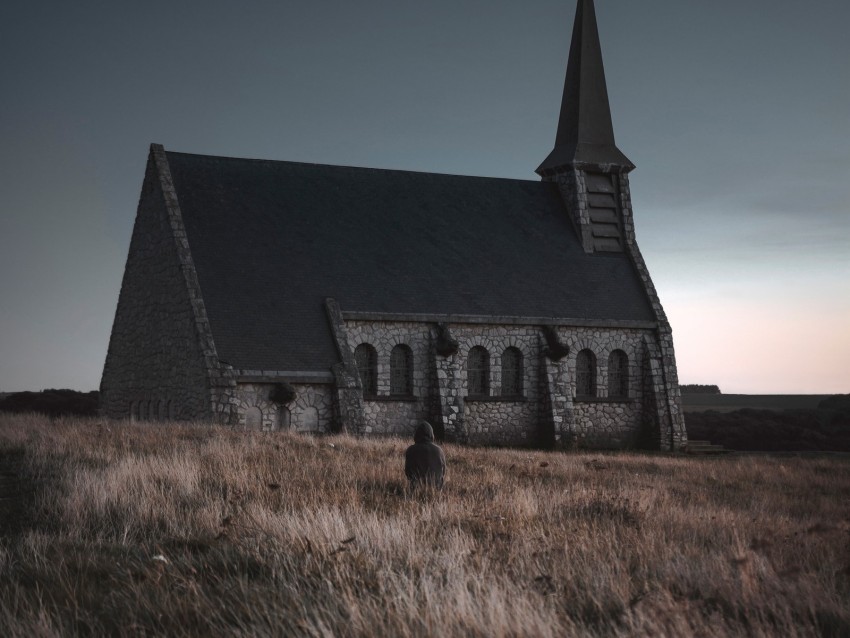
501 346 524 397
467 346 490 397
389 344 414 396
354 343 379 397
607 349 629 399
575 348 597 399
291 384 332 432
597 338 639 400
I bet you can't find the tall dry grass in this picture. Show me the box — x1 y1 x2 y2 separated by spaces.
1 413 848 637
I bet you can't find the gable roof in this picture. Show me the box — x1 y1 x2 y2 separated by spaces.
165 151 654 372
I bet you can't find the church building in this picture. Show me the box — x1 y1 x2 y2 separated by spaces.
100 0 687 450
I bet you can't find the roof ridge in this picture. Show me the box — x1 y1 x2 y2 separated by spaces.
163 149 541 184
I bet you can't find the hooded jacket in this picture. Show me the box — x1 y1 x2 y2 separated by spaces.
404 421 446 489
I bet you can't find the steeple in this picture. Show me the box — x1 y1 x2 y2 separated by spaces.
537 0 633 176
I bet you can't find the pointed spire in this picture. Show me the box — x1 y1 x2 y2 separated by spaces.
537 0 633 175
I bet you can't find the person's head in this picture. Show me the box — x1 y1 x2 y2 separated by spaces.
414 420 434 443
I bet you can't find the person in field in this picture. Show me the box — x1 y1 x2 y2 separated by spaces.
404 421 446 489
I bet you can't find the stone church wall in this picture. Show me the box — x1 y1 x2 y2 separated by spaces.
342 318 654 448
562 326 646 449
465 400 539 446
234 383 333 433
572 401 641 448
100 155 215 421
345 321 432 437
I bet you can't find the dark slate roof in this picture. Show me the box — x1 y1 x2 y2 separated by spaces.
537 0 633 173
166 151 654 372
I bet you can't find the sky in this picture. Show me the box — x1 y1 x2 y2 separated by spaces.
0 0 848 395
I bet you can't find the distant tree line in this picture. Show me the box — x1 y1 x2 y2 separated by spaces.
680 384 721 395
0 389 99 417
687 394 850 452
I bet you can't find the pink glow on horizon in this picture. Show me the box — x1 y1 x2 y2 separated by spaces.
667 294 850 395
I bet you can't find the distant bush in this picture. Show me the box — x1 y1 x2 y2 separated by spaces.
680 384 721 394
687 395 850 451
0 389 99 417
818 393 850 413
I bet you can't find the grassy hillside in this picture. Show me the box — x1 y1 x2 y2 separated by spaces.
1 414 849 636
681 394 831 413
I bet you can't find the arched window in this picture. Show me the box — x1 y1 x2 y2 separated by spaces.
140 401 148 421
354 343 378 396
576 349 596 398
157 399 166 421
501 347 523 396
390 344 413 396
245 406 263 430
134 401 142 421
468 346 490 396
128 401 135 421
167 400 175 420
608 350 629 399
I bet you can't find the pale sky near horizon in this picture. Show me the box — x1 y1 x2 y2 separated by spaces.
1 0 848 395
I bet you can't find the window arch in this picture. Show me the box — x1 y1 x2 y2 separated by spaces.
354 343 378 396
468 346 490 396
501 347 523 396
608 350 629 399
390 344 413 396
576 349 596 398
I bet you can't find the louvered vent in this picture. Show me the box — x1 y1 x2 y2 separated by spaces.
585 173 623 252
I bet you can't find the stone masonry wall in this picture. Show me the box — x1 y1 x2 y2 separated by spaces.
345 321 431 437
617 172 687 450
100 152 218 422
558 326 646 448
545 165 687 450
234 383 333 433
465 400 539 446
344 319 653 448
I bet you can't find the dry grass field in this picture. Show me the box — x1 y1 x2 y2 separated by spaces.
1 414 849 637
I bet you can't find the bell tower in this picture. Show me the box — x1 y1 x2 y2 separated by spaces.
537 0 633 254
539 0 688 450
